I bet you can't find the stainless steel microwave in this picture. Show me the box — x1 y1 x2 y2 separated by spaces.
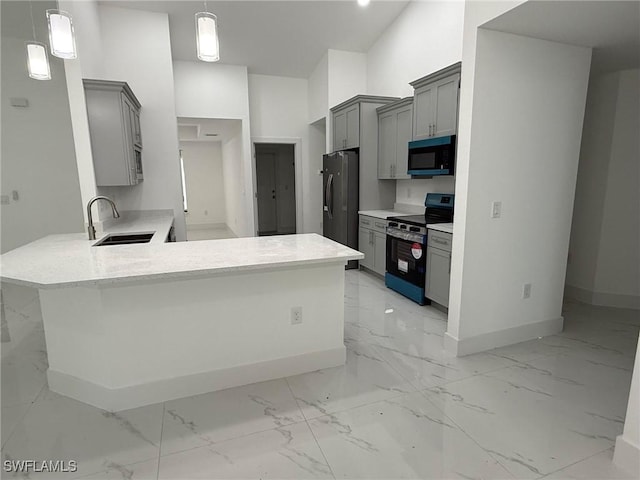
407 136 455 176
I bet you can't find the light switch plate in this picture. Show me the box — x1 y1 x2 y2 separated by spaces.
10 97 29 108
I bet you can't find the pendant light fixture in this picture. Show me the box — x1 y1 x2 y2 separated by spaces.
195 1 220 62
26 1 51 80
46 9 77 59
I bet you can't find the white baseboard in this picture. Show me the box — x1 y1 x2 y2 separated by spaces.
47 346 345 412
565 285 640 310
614 434 640 477
444 316 564 356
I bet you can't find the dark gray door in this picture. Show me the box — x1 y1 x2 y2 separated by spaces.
256 144 296 236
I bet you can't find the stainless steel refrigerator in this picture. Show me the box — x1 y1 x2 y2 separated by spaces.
322 151 359 269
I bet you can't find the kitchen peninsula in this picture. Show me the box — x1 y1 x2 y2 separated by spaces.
1 220 362 411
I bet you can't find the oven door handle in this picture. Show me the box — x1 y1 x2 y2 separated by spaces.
386 227 425 243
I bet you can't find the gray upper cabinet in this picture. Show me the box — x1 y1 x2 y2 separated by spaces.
410 62 461 141
332 103 360 151
330 95 399 211
377 97 413 180
84 79 143 187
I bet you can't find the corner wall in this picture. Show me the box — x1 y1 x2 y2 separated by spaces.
1 1 84 253
566 69 640 309
95 5 187 241
446 28 592 354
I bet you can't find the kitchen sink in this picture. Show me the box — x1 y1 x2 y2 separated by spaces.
93 233 154 246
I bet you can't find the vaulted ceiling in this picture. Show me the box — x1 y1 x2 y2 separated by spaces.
105 1 410 78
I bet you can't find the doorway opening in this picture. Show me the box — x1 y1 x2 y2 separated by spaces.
177 117 243 241
254 143 296 236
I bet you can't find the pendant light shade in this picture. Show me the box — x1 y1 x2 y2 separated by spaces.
46 9 77 59
195 12 220 62
26 42 51 80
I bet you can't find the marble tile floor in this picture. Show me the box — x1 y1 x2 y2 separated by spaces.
1 271 638 479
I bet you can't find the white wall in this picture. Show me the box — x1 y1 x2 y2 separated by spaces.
446 28 591 354
221 126 245 237
366 0 465 98
308 52 328 124
0 1 84 253
180 142 226 226
248 74 318 233
447 0 527 347
308 118 327 234
60 0 101 226
327 50 367 108
95 6 187 241
566 69 640 309
173 61 254 237
614 333 640 476
364 0 464 207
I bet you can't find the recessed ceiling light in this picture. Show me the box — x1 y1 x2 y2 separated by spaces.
358 0 370 6
204 133 219 137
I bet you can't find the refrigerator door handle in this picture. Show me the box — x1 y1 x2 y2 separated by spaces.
323 173 329 212
326 173 334 219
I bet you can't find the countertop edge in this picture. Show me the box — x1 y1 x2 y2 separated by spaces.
1 252 364 290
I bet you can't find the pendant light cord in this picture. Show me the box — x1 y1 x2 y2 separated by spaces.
204 0 208 13
29 0 37 41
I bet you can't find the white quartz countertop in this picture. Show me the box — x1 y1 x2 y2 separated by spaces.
358 210 413 220
1 233 363 289
427 223 454 234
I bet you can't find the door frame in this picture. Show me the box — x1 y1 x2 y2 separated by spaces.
251 137 303 236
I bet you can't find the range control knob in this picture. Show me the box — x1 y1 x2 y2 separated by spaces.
409 226 421 232
400 225 407 230
388 222 398 228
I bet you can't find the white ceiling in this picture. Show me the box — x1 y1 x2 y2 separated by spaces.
177 117 241 142
104 0 410 78
483 1 640 75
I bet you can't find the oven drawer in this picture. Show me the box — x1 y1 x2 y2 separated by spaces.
359 215 388 235
427 230 452 252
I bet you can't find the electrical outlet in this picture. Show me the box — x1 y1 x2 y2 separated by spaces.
491 201 502 218
291 306 302 325
523 283 532 299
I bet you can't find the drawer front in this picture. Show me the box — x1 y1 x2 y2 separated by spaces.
360 215 388 234
372 219 388 235
428 230 452 252
359 215 373 229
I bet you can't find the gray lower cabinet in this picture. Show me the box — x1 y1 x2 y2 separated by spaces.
84 79 143 186
425 229 453 307
358 215 388 276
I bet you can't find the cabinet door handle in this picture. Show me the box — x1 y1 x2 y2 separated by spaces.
448 255 452 274
433 123 436 135
370 231 374 245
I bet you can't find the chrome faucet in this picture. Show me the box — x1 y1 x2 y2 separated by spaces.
86 196 120 240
